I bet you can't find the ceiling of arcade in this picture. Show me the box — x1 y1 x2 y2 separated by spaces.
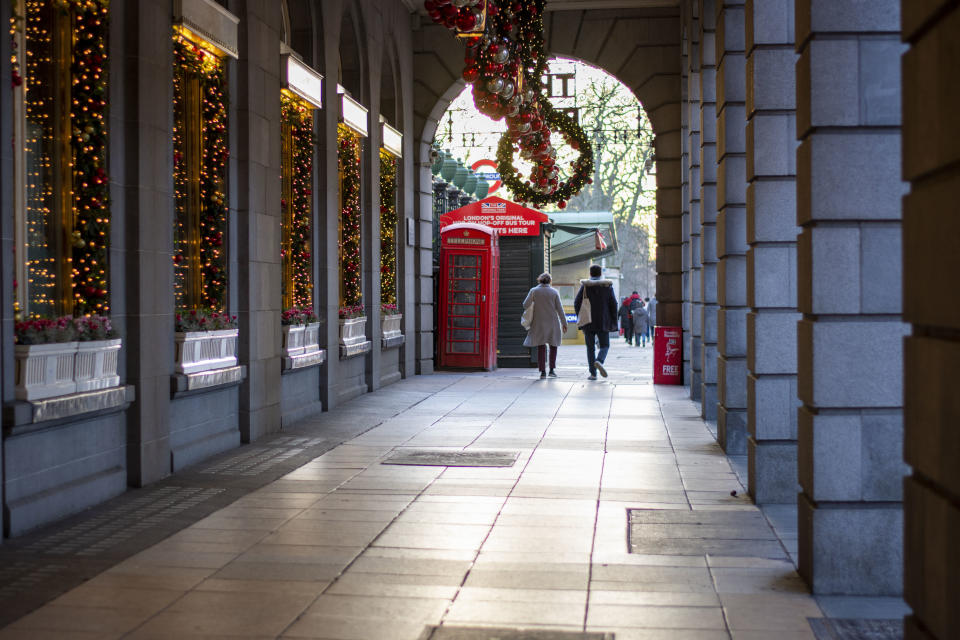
411 3 682 157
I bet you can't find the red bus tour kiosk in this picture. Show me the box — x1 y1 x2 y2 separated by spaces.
441 197 550 368
438 223 500 370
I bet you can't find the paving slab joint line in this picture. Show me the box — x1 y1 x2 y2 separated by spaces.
583 387 615 633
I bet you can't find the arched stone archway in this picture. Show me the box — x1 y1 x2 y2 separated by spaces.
412 6 683 330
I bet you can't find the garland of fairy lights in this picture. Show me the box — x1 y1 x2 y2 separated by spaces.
70 0 110 313
425 0 593 209
12 0 111 317
338 124 362 307
173 34 228 311
281 94 315 309
379 150 398 307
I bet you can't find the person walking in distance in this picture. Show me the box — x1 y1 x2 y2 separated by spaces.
574 264 618 380
645 295 657 343
632 300 650 347
522 272 568 378
618 297 634 345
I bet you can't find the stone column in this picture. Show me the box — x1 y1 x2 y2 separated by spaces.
745 0 800 503
698 0 719 420
795 0 908 594
234 4 283 441
715 0 748 453
680 7 691 385
119 0 175 485
901 2 960 638
686 4 703 400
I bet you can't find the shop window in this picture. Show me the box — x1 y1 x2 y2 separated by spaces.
379 149 398 308
12 0 111 319
338 123 362 308
172 29 228 312
280 94 314 309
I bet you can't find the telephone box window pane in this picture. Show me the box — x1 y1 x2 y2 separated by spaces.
452 292 477 303
454 279 479 292
453 255 478 266
450 306 477 318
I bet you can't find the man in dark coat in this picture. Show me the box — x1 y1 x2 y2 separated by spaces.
574 264 618 380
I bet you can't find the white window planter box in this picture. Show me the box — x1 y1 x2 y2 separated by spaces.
381 313 402 339
175 329 238 374
303 322 320 352
381 313 404 349
75 338 122 392
339 317 372 358
282 322 321 357
282 324 306 356
14 342 79 400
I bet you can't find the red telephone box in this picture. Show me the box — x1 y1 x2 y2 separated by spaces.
438 223 500 370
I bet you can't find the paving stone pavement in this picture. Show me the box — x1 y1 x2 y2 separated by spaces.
0 340 844 639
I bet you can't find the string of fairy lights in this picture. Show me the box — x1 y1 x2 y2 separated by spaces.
71 0 110 314
379 150 399 307
338 124 363 308
173 32 228 312
281 94 315 310
14 0 110 318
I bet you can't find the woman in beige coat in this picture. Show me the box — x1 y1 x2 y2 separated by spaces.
522 272 568 378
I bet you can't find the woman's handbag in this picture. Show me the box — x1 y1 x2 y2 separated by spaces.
521 301 534 330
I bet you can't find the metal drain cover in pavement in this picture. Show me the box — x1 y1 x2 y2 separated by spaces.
383 449 519 467
808 618 903 639
628 508 788 559
420 628 613 640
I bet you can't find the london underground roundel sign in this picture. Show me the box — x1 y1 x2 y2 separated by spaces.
471 159 502 195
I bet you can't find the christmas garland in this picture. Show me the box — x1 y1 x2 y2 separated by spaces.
70 0 111 313
425 0 593 208
338 124 362 307
173 34 228 311
281 94 315 309
379 150 398 307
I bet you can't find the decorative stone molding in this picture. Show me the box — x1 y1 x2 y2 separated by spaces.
381 313 405 349
172 365 246 394
175 329 238 374
339 317 372 359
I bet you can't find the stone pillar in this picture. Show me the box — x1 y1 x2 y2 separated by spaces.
680 7 692 385
0 0 12 534
120 0 175 485
686 4 703 401
234 4 283 441
795 0 908 594
715 0 748 453
901 2 960 638
745 0 800 503
698 0 719 420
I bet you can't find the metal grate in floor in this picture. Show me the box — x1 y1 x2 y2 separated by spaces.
21 486 224 556
808 618 904 639
200 446 304 476
383 449 520 468
420 628 614 640
627 508 788 559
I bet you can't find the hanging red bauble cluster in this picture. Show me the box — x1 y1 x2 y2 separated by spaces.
425 0 593 208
